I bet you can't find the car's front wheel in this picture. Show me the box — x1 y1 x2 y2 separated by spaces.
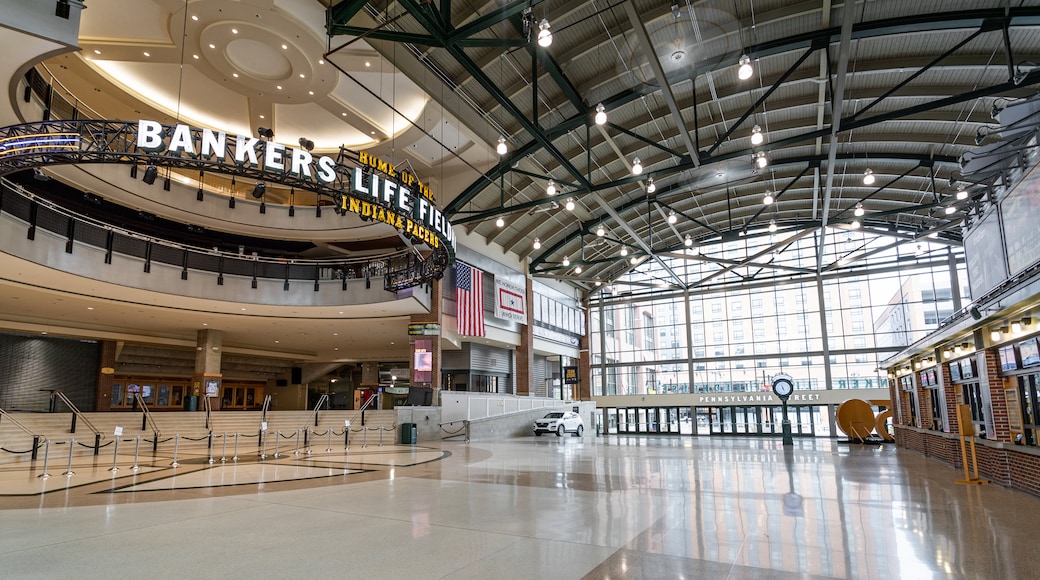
556 425 565 437
575 425 583 437
535 431 542 436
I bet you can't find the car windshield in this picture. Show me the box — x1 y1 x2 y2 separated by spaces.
544 412 564 418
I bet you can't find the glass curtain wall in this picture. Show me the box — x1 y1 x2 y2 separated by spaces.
590 228 967 396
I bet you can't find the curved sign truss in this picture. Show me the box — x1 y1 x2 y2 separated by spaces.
0 119 455 289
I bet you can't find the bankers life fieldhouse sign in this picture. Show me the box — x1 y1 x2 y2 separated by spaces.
135 120 457 256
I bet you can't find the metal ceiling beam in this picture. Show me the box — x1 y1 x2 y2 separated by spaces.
591 197 686 288
448 0 544 42
690 228 818 289
622 1 699 165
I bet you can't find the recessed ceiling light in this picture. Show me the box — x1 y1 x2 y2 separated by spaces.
93 49 101 54
318 59 324 65
341 112 347 116
370 131 375 135
281 44 288 50
308 91 314 95
274 340 279 343
333 333 338 336
208 43 215 49
240 307 246 311
231 28 238 34
276 85 282 90
143 51 150 57
338 311 343 314
232 73 239 78
41 331 48 335
259 114 265 119
202 323 208 326
87 307 94 310
191 15 198 21
193 54 199 59
299 73 305 78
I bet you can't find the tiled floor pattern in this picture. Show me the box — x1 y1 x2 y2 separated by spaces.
1 435 1038 579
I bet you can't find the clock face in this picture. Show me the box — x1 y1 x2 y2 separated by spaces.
773 379 793 397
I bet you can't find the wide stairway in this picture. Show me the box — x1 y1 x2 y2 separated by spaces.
0 409 400 459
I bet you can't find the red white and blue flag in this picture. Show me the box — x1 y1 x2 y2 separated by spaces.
455 262 485 337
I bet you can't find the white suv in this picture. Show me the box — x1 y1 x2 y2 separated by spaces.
534 411 584 437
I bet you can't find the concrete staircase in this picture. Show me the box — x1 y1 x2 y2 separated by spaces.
0 409 400 458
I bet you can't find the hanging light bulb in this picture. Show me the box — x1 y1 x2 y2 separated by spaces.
631 157 643 175
594 103 607 125
763 191 774 205
565 198 575 211
533 238 541 250
850 219 861 229
629 256 638 265
956 187 968 200
754 151 768 169
496 216 505 227
944 205 957 215
854 203 865 217
646 177 656 193
537 18 553 47
620 246 629 257
562 256 570 266
737 54 753 80
768 220 778 233
684 234 693 247
546 179 556 196
750 125 764 145
667 211 677 225
496 136 507 155
863 168 875 185
596 225 606 237
575 266 583 274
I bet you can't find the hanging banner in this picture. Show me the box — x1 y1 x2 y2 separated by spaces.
494 277 528 324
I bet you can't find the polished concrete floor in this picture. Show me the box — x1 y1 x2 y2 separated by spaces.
0 434 1036 579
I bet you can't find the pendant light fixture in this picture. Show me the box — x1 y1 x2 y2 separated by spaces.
496 136 507 155
737 54 753 80
763 191 774 205
631 157 643 175
537 18 552 47
750 125 764 145
594 103 607 125
646 177 656 193
546 179 556 196
863 168 875 185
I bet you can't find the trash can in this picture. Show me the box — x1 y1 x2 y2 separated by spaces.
401 422 417 444
184 395 198 412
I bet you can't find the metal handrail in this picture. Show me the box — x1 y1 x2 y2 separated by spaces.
306 394 330 428
348 394 378 427
203 395 212 431
52 391 102 438
134 392 160 437
259 394 273 426
0 407 45 439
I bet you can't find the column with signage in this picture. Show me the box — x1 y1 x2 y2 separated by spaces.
516 277 534 396
409 279 442 406
192 329 222 412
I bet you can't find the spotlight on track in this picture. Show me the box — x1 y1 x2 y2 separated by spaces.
251 182 266 199
142 164 158 185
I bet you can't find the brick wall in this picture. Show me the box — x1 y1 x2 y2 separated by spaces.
895 425 1040 496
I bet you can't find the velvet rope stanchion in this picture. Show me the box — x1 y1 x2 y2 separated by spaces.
220 432 228 463
293 429 301 456
232 432 239 462
131 435 141 471
62 437 75 477
108 436 121 473
207 432 215 464
171 434 181 467
37 439 52 480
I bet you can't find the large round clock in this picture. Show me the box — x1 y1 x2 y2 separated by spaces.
772 375 794 398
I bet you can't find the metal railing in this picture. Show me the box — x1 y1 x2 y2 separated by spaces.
348 394 378 428
0 407 46 459
51 391 104 455
307 394 330 428
203 395 212 431
134 392 160 438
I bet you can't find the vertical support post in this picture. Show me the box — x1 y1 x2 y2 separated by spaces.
232 432 239 462
293 429 301 456
108 437 120 472
93 433 100 456
37 440 52 479
131 435 141 471
171 434 180 467
207 432 215 464
63 438 75 477
273 430 281 458
31 436 40 461
220 432 228 462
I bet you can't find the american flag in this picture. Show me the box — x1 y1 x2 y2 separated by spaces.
455 262 485 337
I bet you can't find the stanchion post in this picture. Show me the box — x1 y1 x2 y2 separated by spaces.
273 430 281 458
108 437 120 472
378 425 384 447
37 439 52 479
93 433 100 456
31 435 39 461
362 426 368 448
293 428 301 456
220 432 228 463
207 432 215 464
326 427 332 453
62 437 76 477
152 434 158 453
171 434 180 467
131 435 141 471
260 430 268 459
232 432 239 462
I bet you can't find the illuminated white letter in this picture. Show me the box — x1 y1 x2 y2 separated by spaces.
234 135 260 167
167 124 195 156
200 129 226 161
290 148 313 178
316 155 336 183
137 120 165 152
264 142 285 172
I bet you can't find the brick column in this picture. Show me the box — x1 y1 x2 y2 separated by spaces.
577 292 592 400
409 279 443 403
515 277 534 396
95 340 117 411
982 348 1011 442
